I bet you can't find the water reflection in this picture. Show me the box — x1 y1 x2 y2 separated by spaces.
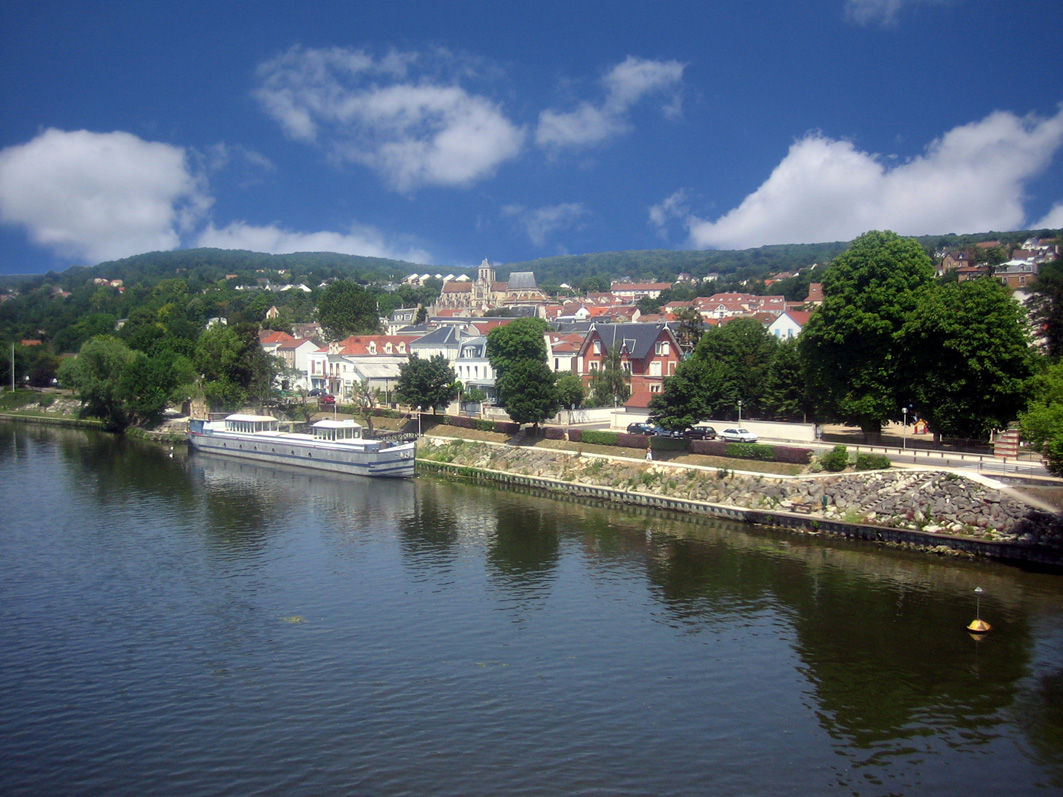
3 423 1063 794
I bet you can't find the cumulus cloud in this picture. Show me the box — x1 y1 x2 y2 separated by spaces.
253 45 524 192
685 107 1063 250
197 221 431 263
1033 201 1063 230
648 189 691 237
503 203 589 247
535 56 685 150
0 128 210 263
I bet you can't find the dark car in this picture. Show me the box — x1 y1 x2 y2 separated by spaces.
308 388 324 397
683 424 717 440
626 422 657 435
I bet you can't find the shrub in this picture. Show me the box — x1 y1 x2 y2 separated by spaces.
582 430 619 446
650 436 688 452
568 429 582 443
617 432 649 449
544 426 566 440
855 453 892 470
820 445 850 472
495 421 520 435
773 445 814 465
474 419 495 432
727 442 775 460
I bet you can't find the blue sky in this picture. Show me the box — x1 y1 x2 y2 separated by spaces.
1 0 1061 275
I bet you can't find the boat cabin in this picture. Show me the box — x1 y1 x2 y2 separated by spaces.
312 419 364 442
224 414 280 434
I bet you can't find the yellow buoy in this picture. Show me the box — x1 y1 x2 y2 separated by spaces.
968 586 990 633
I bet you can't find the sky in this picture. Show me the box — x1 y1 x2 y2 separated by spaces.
1 0 1062 276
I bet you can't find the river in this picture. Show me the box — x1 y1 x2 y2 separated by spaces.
2 422 1062 795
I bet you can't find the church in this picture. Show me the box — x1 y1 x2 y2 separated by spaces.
434 258 547 315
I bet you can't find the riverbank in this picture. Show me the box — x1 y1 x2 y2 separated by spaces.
417 434 1063 568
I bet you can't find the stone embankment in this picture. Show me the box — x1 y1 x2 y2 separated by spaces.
418 438 1063 563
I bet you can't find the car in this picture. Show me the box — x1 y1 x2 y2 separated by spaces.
626 422 657 435
308 388 324 397
683 424 717 440
320 394 336 405
719 427 757 443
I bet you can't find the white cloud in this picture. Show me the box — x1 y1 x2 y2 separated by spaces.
197 221 431 264
686 108 1063 250
0 128 210 263
503 203 589 247
254 46 524 192
648 189 690 235
535 56 685 150
1033 201 1063 230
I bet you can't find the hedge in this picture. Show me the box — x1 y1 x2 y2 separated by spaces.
568 428 583 443
856 452 892 470
649 436 688 452
544 427 566 440
581 430 620 446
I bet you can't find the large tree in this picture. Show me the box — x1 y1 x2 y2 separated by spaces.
898 278 1035 440
1020 360 1063 476
648 358 732 431
762 337 812 421
486 317 558 427
799 230 936 440
395 354 460 412
1027 251 1063 359
589 343 631 407
693 317 777 418
57 335 137 430
495 358 559 428
317 280 381 340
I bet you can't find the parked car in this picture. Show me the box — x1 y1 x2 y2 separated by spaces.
320 394 336 406
308 388 324 397
683 424 717 440
719 427 757 443
626 422 657 435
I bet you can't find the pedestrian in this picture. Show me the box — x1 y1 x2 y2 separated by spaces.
645 447 653 462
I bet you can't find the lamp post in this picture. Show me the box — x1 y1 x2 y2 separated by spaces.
902 406 908 450
737 400 742 426
416 406 422 437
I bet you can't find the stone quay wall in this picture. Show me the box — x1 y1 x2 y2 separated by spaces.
417 438 1063 568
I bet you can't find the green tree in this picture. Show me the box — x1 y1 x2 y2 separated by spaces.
57 335 137 430
495 358 559 428
1027 252 1063 359
799 230 936 440
1020 360 1063 475
486 317 548 377
649 358 726 430
694 317 777 417
194 324 275 410
898 278 1035 440
317 280 381 340
119 352 179 425
589 343 631 407
555 372 586 409
673 306 705 354
762 337 812 421
395 354 459 412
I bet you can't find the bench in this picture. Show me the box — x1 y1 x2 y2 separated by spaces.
790 501 813 514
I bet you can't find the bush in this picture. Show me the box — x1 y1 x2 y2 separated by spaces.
568 428 582 443
544 427 566 440
773 445 814 465
727 442 776 460
820 445 850 472
651 436 688 452
582 430 619 446
855 453 892 470
495 421 520 435
474 419 496 432
616 432 649 449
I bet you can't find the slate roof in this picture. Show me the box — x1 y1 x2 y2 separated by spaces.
588 323 673 360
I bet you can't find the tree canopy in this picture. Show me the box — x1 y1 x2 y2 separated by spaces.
898 278 1034 440
1020 360 1063 476
395 354 459 413
485 317 548 377
317 280 381 340
799 230 937 438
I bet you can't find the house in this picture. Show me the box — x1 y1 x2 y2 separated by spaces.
577 323 682 397
995 260 1040 291
275 338 319 390
408 324 469 362
609 281 673 302
309 335 413 398
547 333 585 374
767 310 812 340
454 337 497 403
258 330 294 354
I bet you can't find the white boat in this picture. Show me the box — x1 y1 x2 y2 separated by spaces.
187 414 416 478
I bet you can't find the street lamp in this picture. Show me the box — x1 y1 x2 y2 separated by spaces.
737 400 742 425
902 406 908 450
416 406 422 437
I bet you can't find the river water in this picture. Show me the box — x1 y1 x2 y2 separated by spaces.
2 422 1063 795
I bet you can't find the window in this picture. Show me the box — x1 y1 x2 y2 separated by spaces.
650 361 662 376
589 361 599 371
650 384 661 393
621 362 632 373
593 340 601 354
655 341 669 356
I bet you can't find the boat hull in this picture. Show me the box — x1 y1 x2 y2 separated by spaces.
188 429 416 478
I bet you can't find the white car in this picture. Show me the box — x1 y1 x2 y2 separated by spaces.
720 427 758 443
